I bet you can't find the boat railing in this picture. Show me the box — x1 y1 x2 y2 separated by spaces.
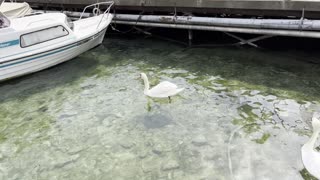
79 1 114 30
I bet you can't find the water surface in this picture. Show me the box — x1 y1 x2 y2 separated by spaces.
1 35 320 180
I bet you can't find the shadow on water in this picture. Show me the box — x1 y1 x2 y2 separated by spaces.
136 104 173 129
141 113 173 129
0 46 107 104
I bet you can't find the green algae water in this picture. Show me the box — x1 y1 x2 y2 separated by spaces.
1 35 320 180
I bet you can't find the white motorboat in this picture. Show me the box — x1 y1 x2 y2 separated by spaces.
0 1 114 81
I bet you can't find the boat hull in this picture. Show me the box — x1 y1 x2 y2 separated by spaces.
0 28 107 81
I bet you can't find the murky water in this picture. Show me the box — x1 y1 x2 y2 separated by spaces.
1 35 320 180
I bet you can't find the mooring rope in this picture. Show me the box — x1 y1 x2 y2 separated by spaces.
110 8 145 34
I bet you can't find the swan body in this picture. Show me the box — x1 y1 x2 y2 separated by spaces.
301 112 320 179
140 73 184 98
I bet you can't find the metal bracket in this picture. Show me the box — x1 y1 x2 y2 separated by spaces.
173 4 177 21
224 32 273 47
299 8 305 31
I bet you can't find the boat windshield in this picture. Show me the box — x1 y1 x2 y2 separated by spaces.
0 11 10 28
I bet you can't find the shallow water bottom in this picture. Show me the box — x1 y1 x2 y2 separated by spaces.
0 36 320 180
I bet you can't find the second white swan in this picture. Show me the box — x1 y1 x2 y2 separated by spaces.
301 112 320 179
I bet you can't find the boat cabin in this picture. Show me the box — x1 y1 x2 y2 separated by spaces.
0 13 75 59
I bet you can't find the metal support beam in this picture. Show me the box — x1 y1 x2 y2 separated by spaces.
113 20 320 39
239 34 273 46
224 32 273 47
224 32 258 47
114 14 320 31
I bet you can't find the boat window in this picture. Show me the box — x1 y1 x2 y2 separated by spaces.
20 26 69 48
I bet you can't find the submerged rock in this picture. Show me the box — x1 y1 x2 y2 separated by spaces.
138 150 148 159
250 90 260 96
67 146 84 155
102 119 112 127
141 159 160 173
52 154 80 170
152 145 164 155
162 160 180 171
119 139 134 149
192 135 208 146
58 111 78 120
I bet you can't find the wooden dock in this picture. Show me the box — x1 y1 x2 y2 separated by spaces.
18 0 320 18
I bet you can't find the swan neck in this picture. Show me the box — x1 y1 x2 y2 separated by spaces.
143 76 150 93
306 129 320 149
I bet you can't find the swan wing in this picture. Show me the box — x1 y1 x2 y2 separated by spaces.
301 147 320 179
148 81 178 97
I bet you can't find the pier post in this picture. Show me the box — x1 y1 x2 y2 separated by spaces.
188 29 193 46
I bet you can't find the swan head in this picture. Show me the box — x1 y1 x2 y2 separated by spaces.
140 73 147 80
312 112 320 132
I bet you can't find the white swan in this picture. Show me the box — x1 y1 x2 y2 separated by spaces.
140 73 184 100
301 112 320 179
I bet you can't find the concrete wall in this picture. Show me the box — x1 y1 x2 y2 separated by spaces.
18 0 320 17
18 0 320 11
